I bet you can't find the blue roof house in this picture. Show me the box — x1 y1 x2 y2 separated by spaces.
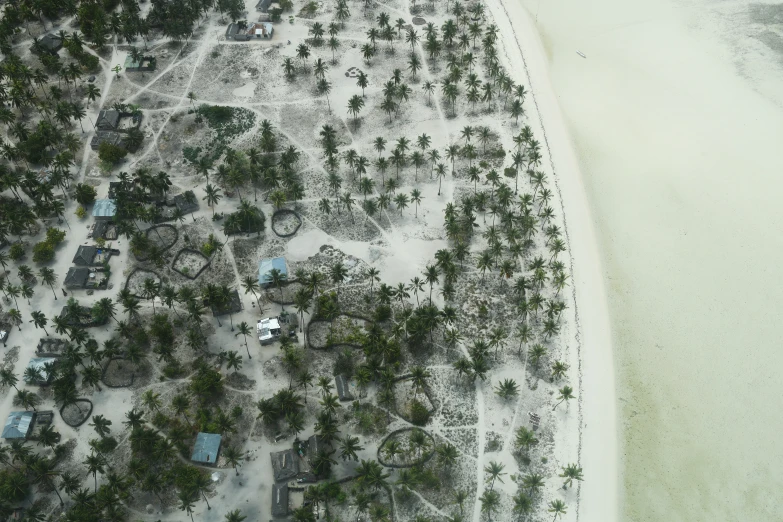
92 199 117 220
3 411 34 439
191 432 222 465
258 257 287 288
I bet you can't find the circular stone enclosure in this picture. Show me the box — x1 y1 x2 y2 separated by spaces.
137 224 179 260
377 428 436 468
271 209 302 238
172 248 211 280
124 268 162 298
60 399 93 427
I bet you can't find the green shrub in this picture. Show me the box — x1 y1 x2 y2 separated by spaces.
74 183 97 206
8 243 25 260
32 241 55 263
46 227 66 246
98 142 127 164
409 399 430 426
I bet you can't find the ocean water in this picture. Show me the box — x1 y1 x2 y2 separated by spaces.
517 0 783 519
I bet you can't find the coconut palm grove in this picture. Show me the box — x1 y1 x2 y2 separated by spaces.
0 0 585 520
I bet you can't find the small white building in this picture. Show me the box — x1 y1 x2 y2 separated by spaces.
257 317 282 344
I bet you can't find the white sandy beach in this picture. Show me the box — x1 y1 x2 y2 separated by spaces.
488 1 620 521
515 0 783 519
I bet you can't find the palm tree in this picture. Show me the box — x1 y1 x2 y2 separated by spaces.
179 490 196 522
269 268 287 309
515 426 538 457
513 491 533 521
193 473 213 510
85 452 105 492
293 289 311 333
548 499 567 521
242 275 263 311
223 446 245 476
203 184 222 216
551 361 569 381
553 385 575 410
235 321 253 359
347 95 364 127
479 489 500 521
142 389 162 413
494 378 519 400
329 261 348 301
29 311 49 335
225 509 248 522
484 460 506 491
559 463 584 488
410 189 423 218
14 389 40 412
90 414 112 438
339 435 363 461
7 309 22 331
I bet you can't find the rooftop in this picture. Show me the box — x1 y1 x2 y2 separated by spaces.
63 267 90 288
335 374 354 401
2 411 34 439
24 357 57 384
271 483 289 517
191 432 222 464
92 199 117 218
96 110 121 130
72 245 97 266
270 448 299 482
258 257 287 286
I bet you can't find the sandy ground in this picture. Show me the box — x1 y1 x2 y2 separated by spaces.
488 1 619 521
516 0 783 519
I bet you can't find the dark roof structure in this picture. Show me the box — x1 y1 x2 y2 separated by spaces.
2 411 34 439
96 110 121 131
256 0 272 11
32 34 62 55
271 448 300 482
63 267 90 289
173 191 199 214
210 289 242 317
271 483 289 517
306 434 333 461
334 375 354 401
72 245 97 266
191 432 222 465
90 130 123 151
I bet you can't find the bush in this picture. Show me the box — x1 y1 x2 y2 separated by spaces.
75 183 97 206
98 142 127 164
76 205 87 218
32 241 55 263
409 399 430 426
46 227 66 246
8 243 25 260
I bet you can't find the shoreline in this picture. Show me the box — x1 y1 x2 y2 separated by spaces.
488 0 619 519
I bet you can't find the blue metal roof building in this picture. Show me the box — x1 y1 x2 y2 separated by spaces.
3 411 34 439
92 199 117 219
191 432 222 465
258 257 287 287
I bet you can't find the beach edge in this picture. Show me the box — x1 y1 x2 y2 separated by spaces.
486 0 620 519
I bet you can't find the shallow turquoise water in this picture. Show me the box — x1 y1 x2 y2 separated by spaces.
519 0 783 519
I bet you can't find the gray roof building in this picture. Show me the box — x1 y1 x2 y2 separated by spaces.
334 375 354 401
172 191 199 214
92 199 117 219
271 448 300 482
72 245 98 266
271 483 289 517
306 434 332 461
191 432 222 465
96 110 121 131
2 411 34 439
24 357 57 385
63 267 90 289
256 0 272 12
32 34 62 55
90 130 124 151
